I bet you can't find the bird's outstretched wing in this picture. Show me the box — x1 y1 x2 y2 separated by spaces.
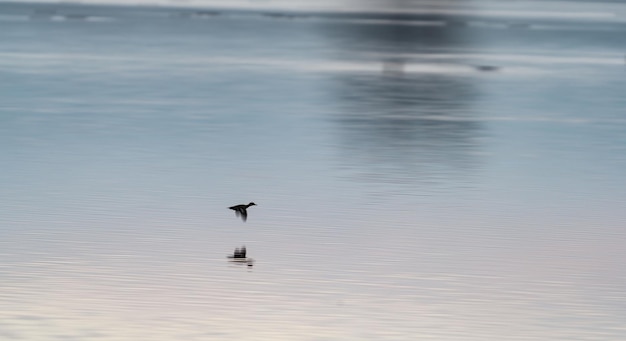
229 205 249 222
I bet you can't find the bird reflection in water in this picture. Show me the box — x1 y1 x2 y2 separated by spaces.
227 246 254 267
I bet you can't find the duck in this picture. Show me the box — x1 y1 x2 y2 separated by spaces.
228 202 256 222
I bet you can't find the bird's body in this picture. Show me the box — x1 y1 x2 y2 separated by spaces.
229 202 256 222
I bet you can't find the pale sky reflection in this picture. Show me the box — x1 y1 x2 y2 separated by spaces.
2 256 624 340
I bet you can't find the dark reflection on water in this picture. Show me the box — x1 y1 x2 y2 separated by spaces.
324 11 483 188
331 74 482 186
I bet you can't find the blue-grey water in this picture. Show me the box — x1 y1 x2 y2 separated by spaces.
1 1 626 340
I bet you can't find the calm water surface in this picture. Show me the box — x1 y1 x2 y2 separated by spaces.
1 1 626 340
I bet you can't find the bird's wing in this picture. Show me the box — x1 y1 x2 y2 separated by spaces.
241 210 247 222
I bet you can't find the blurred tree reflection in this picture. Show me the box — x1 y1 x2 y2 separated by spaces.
324 1 483 188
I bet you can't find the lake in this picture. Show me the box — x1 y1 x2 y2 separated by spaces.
1 1 626 340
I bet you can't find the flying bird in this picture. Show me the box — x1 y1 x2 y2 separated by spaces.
228 202 256 222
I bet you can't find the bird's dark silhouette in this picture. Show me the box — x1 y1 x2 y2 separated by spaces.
228 202 256 222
